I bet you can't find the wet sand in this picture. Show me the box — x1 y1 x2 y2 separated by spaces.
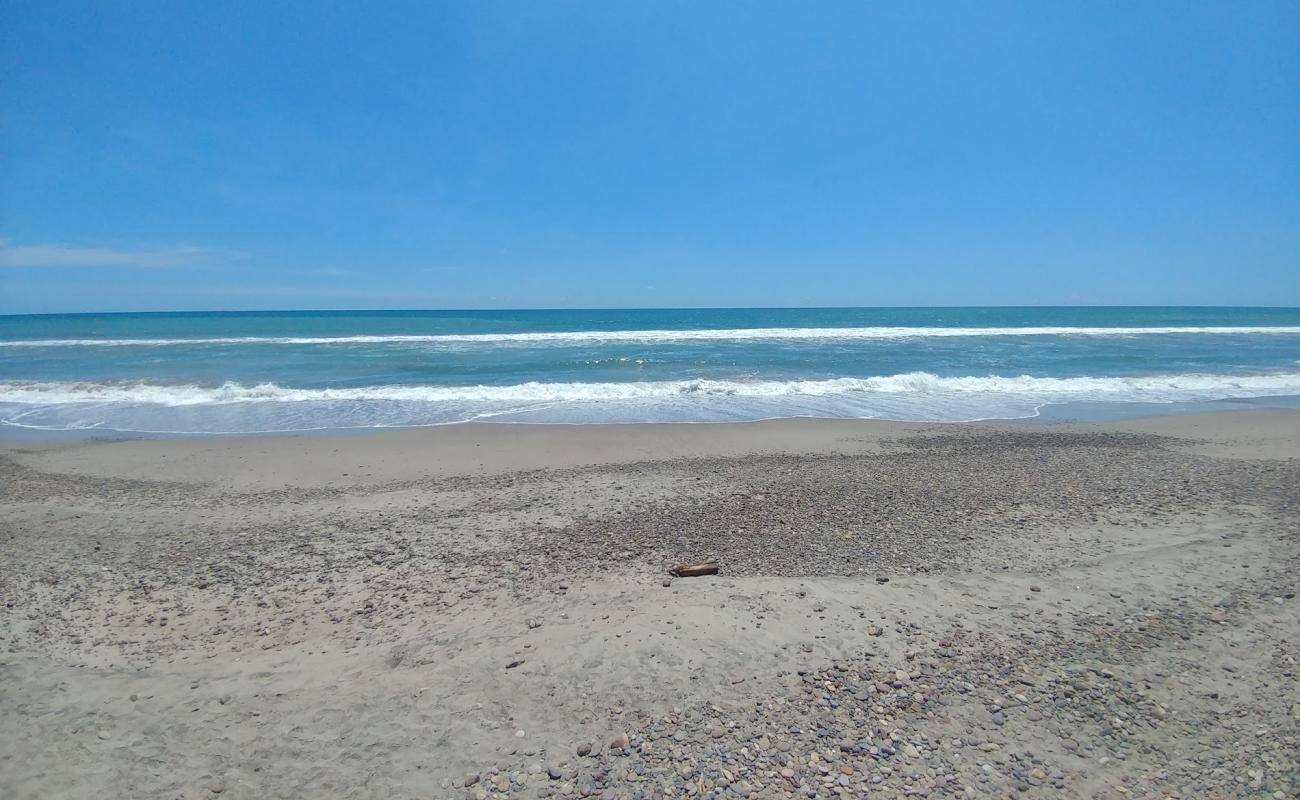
1 411 1297 799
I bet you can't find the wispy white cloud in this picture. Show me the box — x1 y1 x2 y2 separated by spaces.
0 239 240 269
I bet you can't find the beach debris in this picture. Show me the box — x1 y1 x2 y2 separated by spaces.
526 617 542 629
505 659 525 670
670 561 719 578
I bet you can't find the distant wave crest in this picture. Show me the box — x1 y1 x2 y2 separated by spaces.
3 325 1300 348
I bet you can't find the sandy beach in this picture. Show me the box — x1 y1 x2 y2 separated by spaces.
1 410 1297 799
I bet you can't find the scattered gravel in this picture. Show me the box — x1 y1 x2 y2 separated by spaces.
2 427 1297 799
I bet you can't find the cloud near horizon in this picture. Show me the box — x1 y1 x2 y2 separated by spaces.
0 239 239 269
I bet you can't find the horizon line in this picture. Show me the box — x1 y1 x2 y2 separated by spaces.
4 303 1300 319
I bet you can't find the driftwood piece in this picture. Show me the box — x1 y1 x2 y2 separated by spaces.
670 562 720 578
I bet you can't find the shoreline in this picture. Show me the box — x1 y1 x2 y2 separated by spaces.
4 407 1298 486
2 409 1297 798
2 392 1299 444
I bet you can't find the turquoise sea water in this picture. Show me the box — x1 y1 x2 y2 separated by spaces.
1 307 1299 435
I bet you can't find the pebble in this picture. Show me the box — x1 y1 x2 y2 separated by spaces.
12 426 1297 800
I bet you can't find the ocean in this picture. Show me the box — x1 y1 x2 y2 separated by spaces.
1 306 1299 435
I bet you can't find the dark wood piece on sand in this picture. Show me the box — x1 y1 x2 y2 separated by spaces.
670 562 720 578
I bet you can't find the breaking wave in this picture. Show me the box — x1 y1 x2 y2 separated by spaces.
2 372 1298 433
3 372 1300 406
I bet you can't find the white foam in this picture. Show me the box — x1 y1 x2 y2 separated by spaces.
2 325 1300 347
3 372 1299 406
4 371 1299 432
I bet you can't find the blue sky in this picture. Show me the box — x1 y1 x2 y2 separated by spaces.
1 2 1297 313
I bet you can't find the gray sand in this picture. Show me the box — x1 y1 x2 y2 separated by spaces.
1 411 1297 799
